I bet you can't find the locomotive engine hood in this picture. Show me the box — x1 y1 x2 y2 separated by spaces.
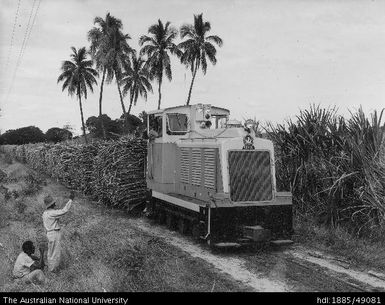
177 129 276 202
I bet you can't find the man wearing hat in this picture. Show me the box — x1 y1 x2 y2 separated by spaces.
42 191 75 272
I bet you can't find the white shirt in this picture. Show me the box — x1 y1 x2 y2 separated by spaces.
13 252 34 278
42 199 72 232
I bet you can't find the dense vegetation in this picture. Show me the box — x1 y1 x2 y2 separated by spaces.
0 126 48 145
267 105 385 237
0 113 145 145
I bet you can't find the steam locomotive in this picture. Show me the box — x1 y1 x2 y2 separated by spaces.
145 104 293 247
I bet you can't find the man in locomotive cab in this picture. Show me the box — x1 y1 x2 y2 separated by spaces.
148 113 163 140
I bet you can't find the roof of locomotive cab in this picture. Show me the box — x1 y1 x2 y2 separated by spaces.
147 104 230 115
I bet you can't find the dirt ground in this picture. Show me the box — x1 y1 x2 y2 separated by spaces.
1 152 385 292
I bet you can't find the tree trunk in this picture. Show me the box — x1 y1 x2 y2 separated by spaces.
78 93 88 144
99 68 107 139
186 64 198 106
117 80 126 115
157 74 162 110
128 90 134 115
116 79 127 133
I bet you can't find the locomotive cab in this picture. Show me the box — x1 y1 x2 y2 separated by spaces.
146 104 293 247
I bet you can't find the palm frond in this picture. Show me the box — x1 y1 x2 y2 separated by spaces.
180 24 195 38
206 35 223 47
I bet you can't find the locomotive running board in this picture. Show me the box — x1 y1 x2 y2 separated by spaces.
212 239 294 249
152 191 201 212
212 242 242 248
270 240 294 247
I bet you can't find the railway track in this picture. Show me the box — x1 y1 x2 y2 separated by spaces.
284 254 367 292
139 216 385 292
285 248 385 292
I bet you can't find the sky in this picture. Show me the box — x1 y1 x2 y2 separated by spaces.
0 0 385 135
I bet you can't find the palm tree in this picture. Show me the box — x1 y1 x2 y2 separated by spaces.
139 19 182 110
120 54 153 115
57 47 98 144
178 14 223 105
107 31 135 117
88 13 134 121
88 13 123 138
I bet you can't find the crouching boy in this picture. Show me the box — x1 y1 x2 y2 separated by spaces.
13 240 45 284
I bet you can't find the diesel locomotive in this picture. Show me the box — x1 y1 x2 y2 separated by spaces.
145 103 293 247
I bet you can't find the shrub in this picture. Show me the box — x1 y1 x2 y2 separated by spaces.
46 127 72 143
11 190 19 199
22 174 43 196
2 186 11 201
4 191 11 201
0 170 7 183
15 199 26 214
4 154 13 164
0 126 45 145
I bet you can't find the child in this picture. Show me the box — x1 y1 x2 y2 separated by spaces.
13 240 45 284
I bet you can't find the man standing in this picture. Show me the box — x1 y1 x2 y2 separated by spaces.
13 240 45 284
42 191 75 272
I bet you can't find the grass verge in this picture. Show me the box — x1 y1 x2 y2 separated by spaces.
293 215 385 272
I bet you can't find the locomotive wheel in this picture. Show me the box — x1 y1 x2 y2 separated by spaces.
156 210 165 224
192 222 201 240
145 198 155 219
166 213 176 230
177 218 187 235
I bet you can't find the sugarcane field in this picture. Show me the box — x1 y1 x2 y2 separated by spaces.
1 0 385 300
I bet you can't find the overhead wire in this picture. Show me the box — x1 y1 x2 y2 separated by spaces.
5 0 40 103
21 0 41 60
2 0 22 102
15 0 37 70
4 0 21 74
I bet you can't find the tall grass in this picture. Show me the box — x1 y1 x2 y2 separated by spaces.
267 105 385 237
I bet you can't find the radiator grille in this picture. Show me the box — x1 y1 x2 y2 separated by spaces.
180 148 190 184
179 147 218 190
203 149 216 189
228 150 273 202
191 148 201 186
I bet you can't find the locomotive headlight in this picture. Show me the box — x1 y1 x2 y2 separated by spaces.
200 121 212 129
205 113 211 120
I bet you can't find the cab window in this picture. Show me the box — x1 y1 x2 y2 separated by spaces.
148 114 163 138
166 113 188 135
210 115 228 129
